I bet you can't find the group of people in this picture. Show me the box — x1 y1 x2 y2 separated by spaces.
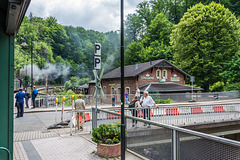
129 88 157 128
111 86 157 128
15 86 38 118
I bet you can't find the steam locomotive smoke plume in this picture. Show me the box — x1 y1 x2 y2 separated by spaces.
20 63 70 82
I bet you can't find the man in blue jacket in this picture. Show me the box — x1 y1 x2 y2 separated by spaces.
15 88 25 118
31 86 38 109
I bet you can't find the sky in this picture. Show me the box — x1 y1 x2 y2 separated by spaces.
26 0 141 32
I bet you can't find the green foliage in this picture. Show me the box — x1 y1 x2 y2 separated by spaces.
210 81 225 92
64 77 91 91
220 51 240 83
15 16 120 81
125 13 174 65
170 2 240 91
155 98 173 104
92 122 121 144
224 82 240 91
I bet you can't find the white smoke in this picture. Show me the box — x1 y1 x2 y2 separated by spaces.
19 63 70 82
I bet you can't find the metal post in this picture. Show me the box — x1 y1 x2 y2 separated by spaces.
191 80 193 101
172 129 179 160
70 110 73 136
95 71 98 128
120 0 125 159
31 39 33 93
92 107 97 129
61 102 64 122
55 102 58 123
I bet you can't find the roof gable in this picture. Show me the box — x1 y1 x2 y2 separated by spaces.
102 59 190 79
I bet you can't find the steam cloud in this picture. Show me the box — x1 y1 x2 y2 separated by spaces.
20 63 70 82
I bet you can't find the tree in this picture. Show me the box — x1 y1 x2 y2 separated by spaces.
220 51 240 83
170 2 240 91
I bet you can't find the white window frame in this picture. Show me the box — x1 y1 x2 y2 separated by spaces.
103 86 106 94
125 87 130 94
162 69 167 79
156 69 161 79
111 87 115 95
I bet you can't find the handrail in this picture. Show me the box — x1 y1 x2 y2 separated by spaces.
0 147 11 160
97 108 240 148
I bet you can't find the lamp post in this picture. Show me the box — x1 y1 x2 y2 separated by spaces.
20 36 33 93
25 59 29 90
120 0 125 159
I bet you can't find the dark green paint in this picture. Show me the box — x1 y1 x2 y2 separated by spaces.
0 9 14 160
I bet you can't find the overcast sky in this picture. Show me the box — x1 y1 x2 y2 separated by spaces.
26 0 141 32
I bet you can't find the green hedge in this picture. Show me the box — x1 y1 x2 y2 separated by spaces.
155 98 173 104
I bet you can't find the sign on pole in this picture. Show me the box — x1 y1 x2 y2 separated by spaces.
94 43 101 56
190 76 195 82
94 43 101 70
94 56 101 70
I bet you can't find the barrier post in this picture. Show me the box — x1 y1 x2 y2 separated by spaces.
55 98 58 123
61 96 65 122
70 95 74 136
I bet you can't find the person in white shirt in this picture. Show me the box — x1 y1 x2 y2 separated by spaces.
135 86 140 100
140 91 157 127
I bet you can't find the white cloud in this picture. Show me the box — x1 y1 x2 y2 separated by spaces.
26 0 141 32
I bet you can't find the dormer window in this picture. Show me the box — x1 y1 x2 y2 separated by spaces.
162 69 167 79
156 69 161 79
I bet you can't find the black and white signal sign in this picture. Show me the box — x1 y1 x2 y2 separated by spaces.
94 43 101 70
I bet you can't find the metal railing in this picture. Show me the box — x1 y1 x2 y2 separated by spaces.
0 147 11 160
68 109 93 135
94 102 240 127
34 91 240 108
94 108 240 160
67 102 240 136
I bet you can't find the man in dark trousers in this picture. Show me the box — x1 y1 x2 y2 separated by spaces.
25 90 30 108
15 88 25 118
31 86 38 109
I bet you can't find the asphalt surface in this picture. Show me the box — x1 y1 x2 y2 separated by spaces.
14 112 69 133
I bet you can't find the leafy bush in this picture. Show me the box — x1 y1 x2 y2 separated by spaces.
224 82 240 91
155 98 173 104
92 122 122 144
210 81 225 92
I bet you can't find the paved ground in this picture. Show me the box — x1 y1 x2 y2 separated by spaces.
13 98 240 159
13 112 146 160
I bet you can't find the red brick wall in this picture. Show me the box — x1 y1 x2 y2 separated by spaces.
89 66 186 95
136 67 185 87
101 78 136 95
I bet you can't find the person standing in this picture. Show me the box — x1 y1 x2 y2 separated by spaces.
140 91 157 128
135 86 140 100
31 86 38 109
25 90 30 108
124 91 129 105
112 95 115 107
15 88 25 118
74 95 86 130
129 96 141 128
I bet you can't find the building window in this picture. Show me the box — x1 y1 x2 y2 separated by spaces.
156 69 161 79
162 69 167 79
125 87 130 94
111 87 115 95
103 86 106 94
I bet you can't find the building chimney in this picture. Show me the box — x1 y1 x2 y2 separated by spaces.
135 63 138 70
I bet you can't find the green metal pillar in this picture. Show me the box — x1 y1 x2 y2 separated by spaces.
0 10 14 160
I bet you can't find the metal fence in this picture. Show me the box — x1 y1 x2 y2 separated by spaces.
35 91 239 108
66 102 240 136
94 108 240 160
150 91 240 102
